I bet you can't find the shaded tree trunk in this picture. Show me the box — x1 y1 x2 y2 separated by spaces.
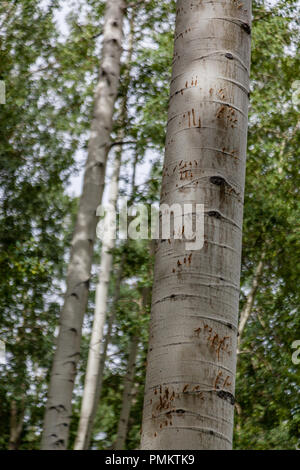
114 335 140 450
91 258 124 422
114 286 150 449
141 0 252 450
8 398 24 450
42 0 125 450
237 254 265 353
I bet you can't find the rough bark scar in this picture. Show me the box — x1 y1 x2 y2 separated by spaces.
241 23 251 34
210 176 226 186
217 390 235 405
208 210 222 219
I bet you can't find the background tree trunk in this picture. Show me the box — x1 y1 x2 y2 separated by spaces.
8 398 24 450
114 335 139 450
141 0 252 450
237 254 265 353
42 0 125 450
114 286 150 449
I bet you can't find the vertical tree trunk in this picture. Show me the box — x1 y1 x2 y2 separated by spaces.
141 0 252 450
114 335 140 450
237 254 265 352
8 398 24 450
114 286 150 450
42 0 125 450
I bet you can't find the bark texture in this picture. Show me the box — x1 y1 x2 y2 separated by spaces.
42 0 125 450
141 0 252 450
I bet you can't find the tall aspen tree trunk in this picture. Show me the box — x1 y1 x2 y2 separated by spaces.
141 0 252 450
114 335 140 450
74 17 134 449
42 0 125 450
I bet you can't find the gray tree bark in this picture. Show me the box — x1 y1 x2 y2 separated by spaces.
42 0 125 450
141 0 252 450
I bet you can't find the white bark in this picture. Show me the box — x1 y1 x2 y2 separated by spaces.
114 335 140 450
42 0 125 450
141 0 252 450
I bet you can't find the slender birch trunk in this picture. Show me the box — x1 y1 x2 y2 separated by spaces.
237 255 265 353
114 335 140 450
8 398 24 450
234 255 265 428
114 286 150 449
141 0 252 450
42 0 125 450
90 258 124 414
